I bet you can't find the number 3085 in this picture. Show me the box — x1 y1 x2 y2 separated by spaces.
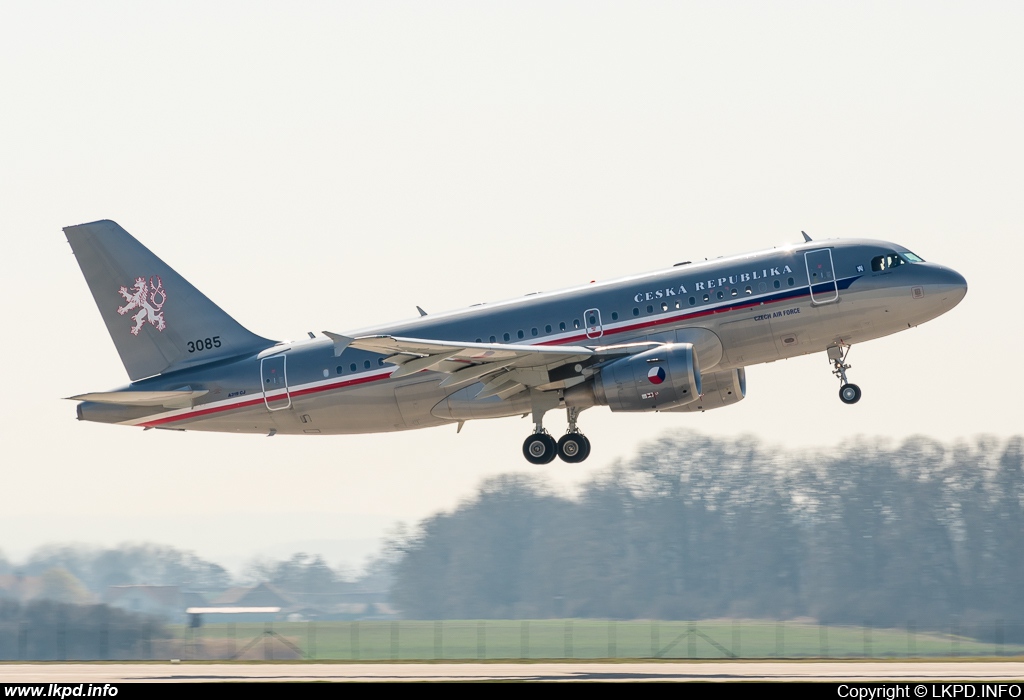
188 336 221 353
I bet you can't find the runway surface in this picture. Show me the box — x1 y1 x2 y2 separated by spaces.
2 662 1024 682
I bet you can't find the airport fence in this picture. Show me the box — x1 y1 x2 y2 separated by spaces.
2 619 1024 661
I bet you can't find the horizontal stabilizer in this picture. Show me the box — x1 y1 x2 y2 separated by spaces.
68 389 208 409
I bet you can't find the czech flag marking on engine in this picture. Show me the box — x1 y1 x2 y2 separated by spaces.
647 366 666 384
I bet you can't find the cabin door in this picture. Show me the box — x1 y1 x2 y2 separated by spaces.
805 249 839 304
261 354 291 411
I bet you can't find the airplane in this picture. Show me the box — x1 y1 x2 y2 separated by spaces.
64 220 967 464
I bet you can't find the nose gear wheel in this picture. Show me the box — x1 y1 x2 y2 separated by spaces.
840 383 862 404
828 345 862 405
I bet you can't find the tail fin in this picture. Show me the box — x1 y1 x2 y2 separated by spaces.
64 219 276 381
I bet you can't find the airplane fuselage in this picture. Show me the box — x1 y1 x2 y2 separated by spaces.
75 237 967 442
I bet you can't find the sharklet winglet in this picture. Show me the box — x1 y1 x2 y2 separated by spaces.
323 331 354 357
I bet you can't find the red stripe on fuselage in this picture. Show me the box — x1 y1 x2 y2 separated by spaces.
137 372 391 428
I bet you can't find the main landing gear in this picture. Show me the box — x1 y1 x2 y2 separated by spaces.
522 406 591 464
828 345 862 405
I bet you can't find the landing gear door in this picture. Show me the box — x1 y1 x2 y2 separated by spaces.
261 354 291 411
805 249 838 304
584 308 603 339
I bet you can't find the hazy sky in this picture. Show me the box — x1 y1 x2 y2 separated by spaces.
2 2 1021 573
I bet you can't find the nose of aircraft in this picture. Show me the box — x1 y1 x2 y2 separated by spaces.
927 264 968 310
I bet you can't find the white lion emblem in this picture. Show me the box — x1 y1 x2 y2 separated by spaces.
117 276 167 336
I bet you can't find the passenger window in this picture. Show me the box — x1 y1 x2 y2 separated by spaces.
588 314 596 324
560 321 567 331
489 335 496 343
632 308 640 317
517 330 524 339
610 312 618 321
475 338 482 343
573 319 581 329
717 291 724 299
661 302 668 311
531 327 538 336
646 305 653 314
378 358 384 366
703 293 710 302
689 296 696 305
730 288 738 296
363 360 371 369
545 324 552 333
350 363 357 372
788 277 794 286
745 286 752 295
336 366 342 375
774 280 781 289
503 333 510 342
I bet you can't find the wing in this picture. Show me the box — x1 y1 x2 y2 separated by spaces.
324 332 644 399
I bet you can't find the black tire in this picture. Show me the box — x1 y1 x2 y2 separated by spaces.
839 383 862 404
523 433 557 464
557 434 585 463
576 434 591 462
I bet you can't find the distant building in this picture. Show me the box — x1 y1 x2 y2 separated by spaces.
105 585 207 623
198 583 296 622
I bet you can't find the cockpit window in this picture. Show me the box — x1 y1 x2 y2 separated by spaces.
872 251 925 271
871 253 906 271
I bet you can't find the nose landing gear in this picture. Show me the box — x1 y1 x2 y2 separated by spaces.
828 345 862 405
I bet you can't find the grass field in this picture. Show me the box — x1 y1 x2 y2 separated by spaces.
171 619 1024 661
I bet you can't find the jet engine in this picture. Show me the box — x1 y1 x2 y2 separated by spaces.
663 368 746 413
587 343 702 412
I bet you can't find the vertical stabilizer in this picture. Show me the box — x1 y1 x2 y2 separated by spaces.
65 220 276 380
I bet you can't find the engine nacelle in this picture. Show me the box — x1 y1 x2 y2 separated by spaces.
664 368 746 413
593 343 701 412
